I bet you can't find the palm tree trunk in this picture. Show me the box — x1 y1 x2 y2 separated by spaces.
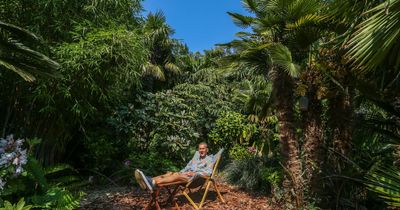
302 91 324 195
301 69 324 197
271 68 303 207
328 89 354 169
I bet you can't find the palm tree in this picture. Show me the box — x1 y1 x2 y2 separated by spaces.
225 0 324 206
141 11 181 90
326 0 399 167
0 21 59 82
317 1 400 206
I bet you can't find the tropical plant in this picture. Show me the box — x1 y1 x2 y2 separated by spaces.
0 21 59 82
233 76 273 120
365 165 400 207
346 0 400 73
106 82 237 171
0 198 32 210
22 27 147 165
2 158 85 209
0 135 85 209
223 157 282 193
209 111 258 149
141 11 183 90
225 0 325 205
0 0 143 43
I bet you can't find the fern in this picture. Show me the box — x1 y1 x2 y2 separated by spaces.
0 198 32 210
25 158 48 190
30 187 84 210
1 157 86 209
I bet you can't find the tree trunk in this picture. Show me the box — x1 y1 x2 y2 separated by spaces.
271 68 303 207
302 91 324 195
329 90 354 170
301 69 325 197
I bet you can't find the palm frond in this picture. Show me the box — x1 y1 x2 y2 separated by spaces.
365 165 400 207
0 20 40 41
0 21 60 81
346 0 400 73
142 62 166 81
288 0 321 19
164 62 180 74
227 12 255 28
268 43 301 78
242 0 263 16
234 77 273 117
286 14 327 30
5 39 60 70
235 31 254 39
0 59 36 82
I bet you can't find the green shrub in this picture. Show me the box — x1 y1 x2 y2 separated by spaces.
108 83 236 166
261 167 283 187
229 145 253 160
209 111 257 149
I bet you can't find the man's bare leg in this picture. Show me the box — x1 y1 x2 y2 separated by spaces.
153 172 189 185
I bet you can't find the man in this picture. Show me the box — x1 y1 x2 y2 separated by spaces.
135 142 214 192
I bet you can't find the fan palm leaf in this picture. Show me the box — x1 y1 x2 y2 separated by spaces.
365 166 400 207
234 77 273 118
268 43 301 78
346 0 400 73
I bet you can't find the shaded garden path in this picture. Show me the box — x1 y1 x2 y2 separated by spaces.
79 181 275 209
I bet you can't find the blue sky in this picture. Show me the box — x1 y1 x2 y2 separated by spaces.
142 0 250 53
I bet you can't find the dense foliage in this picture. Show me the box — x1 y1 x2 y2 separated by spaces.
0 0 399 209
0 135 84 209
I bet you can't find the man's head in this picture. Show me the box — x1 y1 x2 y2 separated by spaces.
198 142 208 158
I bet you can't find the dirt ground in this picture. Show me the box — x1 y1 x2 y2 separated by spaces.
78 181 275 210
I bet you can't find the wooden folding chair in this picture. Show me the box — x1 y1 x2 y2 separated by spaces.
144 149 225 210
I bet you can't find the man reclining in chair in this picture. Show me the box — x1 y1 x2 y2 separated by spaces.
135 142 214 193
